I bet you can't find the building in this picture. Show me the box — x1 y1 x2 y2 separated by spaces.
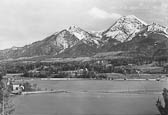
11 83 24 95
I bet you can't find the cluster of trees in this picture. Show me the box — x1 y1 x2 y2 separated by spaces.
1 56 168 78
0 75 3 108
0 74 15 115
23 82 40 91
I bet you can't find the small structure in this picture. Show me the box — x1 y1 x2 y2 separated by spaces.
11 83 24 95
13 83 24 90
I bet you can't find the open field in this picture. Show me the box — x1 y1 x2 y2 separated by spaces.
13 80 168 115
27 79 168 92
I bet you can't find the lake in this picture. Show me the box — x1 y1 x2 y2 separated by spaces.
13 80 168 115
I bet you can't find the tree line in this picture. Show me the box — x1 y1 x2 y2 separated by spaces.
0 56 168 78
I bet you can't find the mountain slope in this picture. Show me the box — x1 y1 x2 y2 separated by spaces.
0 26 101 59
106 28 168 58
0 29 80 59
56 41 98 58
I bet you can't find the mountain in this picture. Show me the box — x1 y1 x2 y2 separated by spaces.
0 15 168 60
105 23 168 58
102 15 147 43
0 25 101 60
0 29 80 59
55 26 102 57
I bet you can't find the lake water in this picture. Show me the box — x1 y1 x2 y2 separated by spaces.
13 80 168 115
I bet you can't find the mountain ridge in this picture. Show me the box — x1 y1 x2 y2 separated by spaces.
0 15 168 60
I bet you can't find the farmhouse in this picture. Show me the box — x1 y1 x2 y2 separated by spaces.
11 82 24 95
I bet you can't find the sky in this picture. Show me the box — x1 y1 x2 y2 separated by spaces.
0 0 168 50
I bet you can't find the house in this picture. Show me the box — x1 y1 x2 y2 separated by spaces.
11 82 24 95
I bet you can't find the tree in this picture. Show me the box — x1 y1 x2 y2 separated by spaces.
0 74 3 105
156 88 168 115
23 82 34 91
0 74 15 115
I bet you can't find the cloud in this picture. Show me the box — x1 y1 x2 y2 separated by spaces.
88 7 122 19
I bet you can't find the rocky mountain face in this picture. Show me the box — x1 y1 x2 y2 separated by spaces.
0 15 168 60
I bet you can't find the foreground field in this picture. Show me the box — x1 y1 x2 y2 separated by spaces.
13 80 168 115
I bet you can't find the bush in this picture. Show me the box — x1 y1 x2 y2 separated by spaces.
23 82 34 91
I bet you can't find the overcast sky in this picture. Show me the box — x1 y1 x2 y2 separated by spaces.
0 0 168 50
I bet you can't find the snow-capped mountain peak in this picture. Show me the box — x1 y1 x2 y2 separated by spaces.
124 15 147 26
66 25 102 46
67 25 88 40
103 15 147 42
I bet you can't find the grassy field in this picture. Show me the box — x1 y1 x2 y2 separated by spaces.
13 80 168 115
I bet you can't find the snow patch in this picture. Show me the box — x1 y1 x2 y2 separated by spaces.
73 32 85 40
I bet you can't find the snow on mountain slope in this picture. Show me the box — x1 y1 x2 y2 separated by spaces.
55 30 79 50
67 25 102 46
90 30 104 38
103 15 147 42
147 23 168 34
68 25 91 40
